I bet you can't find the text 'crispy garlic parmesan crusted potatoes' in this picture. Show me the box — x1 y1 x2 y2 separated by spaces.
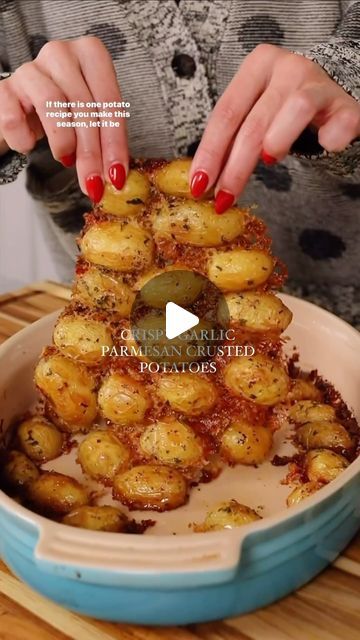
1 157 358 532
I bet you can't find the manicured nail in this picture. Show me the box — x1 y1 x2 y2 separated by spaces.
109 162 126 190
190 170 209 198
215 190 234 215
261 150 277 165
86 174 104 204
59 152 76 167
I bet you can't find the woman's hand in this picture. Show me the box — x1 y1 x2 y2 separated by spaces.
0 37 128 202
190 44 360 213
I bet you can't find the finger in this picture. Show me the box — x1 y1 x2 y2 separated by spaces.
190 44 282 196
12 61 76 162
214 87 284 213
73 37 129 190
263 83 332 160
0 81 36 153
318 106 360 152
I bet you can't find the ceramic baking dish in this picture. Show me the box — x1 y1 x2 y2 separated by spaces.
0 294 359 625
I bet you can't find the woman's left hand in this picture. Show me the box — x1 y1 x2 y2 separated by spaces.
189 44 360 213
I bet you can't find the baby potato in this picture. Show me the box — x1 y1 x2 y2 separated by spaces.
139 270 204 309
195 499 261 532
1 450 39 489
287 482 323 507
287 379 322 402
62 505 129 532
17 416 64 463
296 421 353 452
223 354 290 405
73 267 135 316
289 401 336 424
100 170 150 216
78 430 130 482
53 315 113 364
152 158 194 197
140 419 203 467
98 373 150 425
113 464 188 511
153 198 246 247
221 421 273 465
305 449 349 484
27 472 89 515
34 353 97 432
208 249 273 291
156 373 217 416
80 221 154 272
223 292 292 332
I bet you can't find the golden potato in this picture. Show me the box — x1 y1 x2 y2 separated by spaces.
152 158 194 197
296 421 353 452
98 373 150 425
34 353 97 432
305 449 349 483
223 292 292 332
27 472 88 514
156 373 217 416
80 221 154 272
153 198 246 247
195 499 261 532
78 430 130 482
208 249 273 291
73 267 135 316
221 421 273 465
223 354 290 405
53 315 113 364
62 505 129 532
289 401 336 424
100 170 151 216
287 482 323 507
287 379 322 402
140 419 203 467
139 270 204 309
17 416 64 463
113 464 188 511
1 450 39 489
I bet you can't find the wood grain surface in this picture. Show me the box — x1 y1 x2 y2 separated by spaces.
0 281 359 640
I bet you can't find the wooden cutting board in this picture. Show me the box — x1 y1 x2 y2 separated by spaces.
0 281 359 640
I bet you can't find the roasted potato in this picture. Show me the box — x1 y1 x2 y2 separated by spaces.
222 292 292 332
156 373 217 416
140 419 203 467
113 464 188 511
296 421 353 452
305 449 349 483
221 421 273 465
287 378 322 402
80 221 154 272
1 449 39 489
53 315 113 364
138 269 204 309
286 481 323 507
98 373 151 425
223 354 290 405
62 505 129 532
78 429 130 482
100 170 151 216
17 416 64 463
289 400 336 424
34 353 97 432
194 499 261 532
153 198 246 247
73 267 135 316
27 472 89 514
208 249 273 292
152 158 194 197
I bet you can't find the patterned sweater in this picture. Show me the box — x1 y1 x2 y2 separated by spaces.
0 0 359 327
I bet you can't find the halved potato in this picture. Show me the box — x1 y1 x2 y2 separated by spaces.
27 472 89 515
62 505 129 532
222 292 292 332
156 373 217 416
53 315 113 363
17 416 64 463
78 430 130 482
80 221 154 272
223 354 289 405
296 421 353 452
208 249 273 291
113 464 188 511
221 421 273 465
100 170 150 216
140 419 203 467
305 449 349 483
194 499 261 531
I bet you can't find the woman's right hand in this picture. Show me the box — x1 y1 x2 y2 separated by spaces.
0 37 129 202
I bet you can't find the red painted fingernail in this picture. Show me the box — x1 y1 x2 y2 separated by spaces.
190 170 209 198
59 152 76 167
109 162 126 190
86 174 104 204
215 190 234 215
261 150 277 165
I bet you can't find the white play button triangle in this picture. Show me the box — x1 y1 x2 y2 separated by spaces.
165 302 199 339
